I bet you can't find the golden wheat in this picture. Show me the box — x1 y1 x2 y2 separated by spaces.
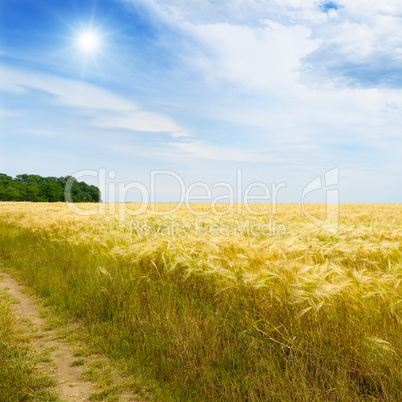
1 202 401 399
1 202 401 311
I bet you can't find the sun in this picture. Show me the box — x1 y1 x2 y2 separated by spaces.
77 31 100 52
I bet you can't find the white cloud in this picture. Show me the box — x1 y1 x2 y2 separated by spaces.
126 0 324 25
170 139 283 163
184 21 319 92
22 129 60 138
0 65 187 135
0 66 134 111
170 131 192 138
94 110 181 132
0 109 19 118
126 0 402 88
300 1 402 87
146 0 402 155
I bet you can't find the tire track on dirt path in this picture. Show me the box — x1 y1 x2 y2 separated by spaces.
0 271 95 401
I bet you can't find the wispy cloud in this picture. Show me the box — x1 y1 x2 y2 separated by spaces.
0 65 187 137
0 67 133 111
169 139 282 163
93 110 182 133
0 109 19 119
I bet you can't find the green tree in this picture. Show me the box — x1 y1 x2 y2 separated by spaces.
89 185 101 202
0 174 12 184
27 174 44 185
24 183 41 202
0 173 100 203
14 174 29 185
3 183 23 201
39 183 64 202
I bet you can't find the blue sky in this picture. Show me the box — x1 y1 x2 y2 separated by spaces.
0 0 401 202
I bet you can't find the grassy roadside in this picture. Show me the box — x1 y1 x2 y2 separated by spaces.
1 215 402 400
0 288 58 401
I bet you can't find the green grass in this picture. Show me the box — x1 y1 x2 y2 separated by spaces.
89 385 120 401
70 358 86 367
0 290 59 401
73 348 88 357
1 212 402 400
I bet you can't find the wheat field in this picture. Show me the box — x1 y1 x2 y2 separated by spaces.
0 202 401 400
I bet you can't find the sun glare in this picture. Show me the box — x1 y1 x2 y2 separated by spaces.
78 31 99 52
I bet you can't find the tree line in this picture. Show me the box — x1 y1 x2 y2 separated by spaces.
0 173 101 202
